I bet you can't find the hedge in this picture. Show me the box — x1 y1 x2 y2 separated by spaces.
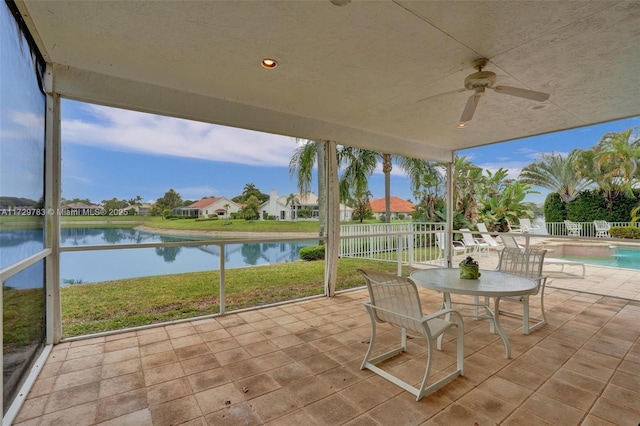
609 226 640 239
299 245 325 261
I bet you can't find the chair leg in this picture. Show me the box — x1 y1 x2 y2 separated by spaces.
522 295 530 335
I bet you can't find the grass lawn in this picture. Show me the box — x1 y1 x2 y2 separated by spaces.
61 258 415 338
3 287 45 353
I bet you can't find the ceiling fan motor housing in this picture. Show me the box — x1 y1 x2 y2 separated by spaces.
464 71 497 90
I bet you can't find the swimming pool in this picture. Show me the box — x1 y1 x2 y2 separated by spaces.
561 247 640 270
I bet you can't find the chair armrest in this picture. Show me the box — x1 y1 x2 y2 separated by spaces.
452 241 465 248
422 308 463 324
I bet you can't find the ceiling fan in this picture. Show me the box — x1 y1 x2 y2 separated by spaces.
420 58 550 126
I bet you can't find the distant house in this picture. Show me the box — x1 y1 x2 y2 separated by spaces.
60 202 103 216
369 196 415 220
260 190 353 221
173 197 241 218
137 203 153 216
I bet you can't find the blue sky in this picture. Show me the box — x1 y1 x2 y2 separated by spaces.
48 100 640 205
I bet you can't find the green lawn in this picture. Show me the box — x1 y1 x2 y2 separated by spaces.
61 258 414 338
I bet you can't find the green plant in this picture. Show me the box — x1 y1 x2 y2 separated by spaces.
543 192 566 224
299 245 325 261
609 226 640 239
632 205 640 224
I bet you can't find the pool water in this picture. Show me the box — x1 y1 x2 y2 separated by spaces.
562 247 640 270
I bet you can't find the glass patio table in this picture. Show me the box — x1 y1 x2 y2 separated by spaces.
409 268 537 358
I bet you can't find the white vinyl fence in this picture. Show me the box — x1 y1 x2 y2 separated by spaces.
340 222 446 266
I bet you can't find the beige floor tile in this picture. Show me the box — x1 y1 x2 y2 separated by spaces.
175 343 211 360
302 394 360 424
104 336 139 352
519 393 586 425
39 401 98 425
52 366 101 392
95 388 147 423
144 361 185 386
94 408 153 426
101 357 142 379
248 388 300 423
204 402 263 426
147 377 192 406
187 366 232 393
180 354 220 375
589 397 640 426
45 381 100 413
98 371 145 399
234 372 281 399
149 395 202 426
193 382 247 415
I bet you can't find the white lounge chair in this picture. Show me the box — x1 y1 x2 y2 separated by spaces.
359 270 464 401
435 232 467 259
459 228 490 257
505 219 521 233
564 220 582 237
519 218 541 234
594 220 611 238
497 247 548 334
477 223 502 250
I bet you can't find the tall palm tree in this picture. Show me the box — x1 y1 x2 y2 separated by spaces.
339 149 433 223
520 151 592 203
289 139 326 235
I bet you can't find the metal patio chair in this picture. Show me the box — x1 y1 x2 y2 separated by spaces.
359 269 464 401
594 220 611 238
564 220 582 237
496 247 549 334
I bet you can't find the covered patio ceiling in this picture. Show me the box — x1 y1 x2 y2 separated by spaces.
15 1 640 163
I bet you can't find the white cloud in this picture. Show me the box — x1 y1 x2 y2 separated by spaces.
62 104 299 167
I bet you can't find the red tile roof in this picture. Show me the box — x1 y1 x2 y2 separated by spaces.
369 196 415 213
189 197 222 209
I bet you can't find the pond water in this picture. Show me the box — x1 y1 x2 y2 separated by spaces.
1 228 315 286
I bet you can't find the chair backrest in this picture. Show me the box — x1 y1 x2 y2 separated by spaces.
458 229 476 246
519 218 538 231
594 220 610 230
435 232 445 250
564 220 581 231
500 234 521 248
477 223 500 247
498 247 547 281
359 269 424 334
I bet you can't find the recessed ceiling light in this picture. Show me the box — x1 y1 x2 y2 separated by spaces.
261 59 278 69
457 123 467 129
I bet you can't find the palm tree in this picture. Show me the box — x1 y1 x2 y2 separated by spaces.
285 193 298 220
520 151 592 203
289 139 326 235
223 203 230 219
574 128 640 208
339 148 433 223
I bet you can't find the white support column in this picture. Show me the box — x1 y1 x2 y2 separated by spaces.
446 161 454 268
324 141 339 297
44 65 62 343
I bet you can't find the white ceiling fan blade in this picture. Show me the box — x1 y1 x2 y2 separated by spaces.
460 94 480 123
492 85 550 102
416 88 466 104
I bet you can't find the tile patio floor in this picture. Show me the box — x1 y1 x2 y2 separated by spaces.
12 261 640 426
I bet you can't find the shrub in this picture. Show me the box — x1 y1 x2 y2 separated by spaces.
299 245 325 261
543 192 565 224
609 226 640 239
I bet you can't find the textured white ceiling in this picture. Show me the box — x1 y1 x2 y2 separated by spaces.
16 0 640 162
